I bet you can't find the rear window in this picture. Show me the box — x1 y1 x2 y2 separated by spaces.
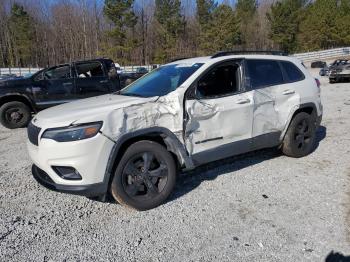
281 61 305 83
246 59 284 89
76 62 105 78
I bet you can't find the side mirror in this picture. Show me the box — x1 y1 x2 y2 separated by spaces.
34 72 45 82
108 68 118 80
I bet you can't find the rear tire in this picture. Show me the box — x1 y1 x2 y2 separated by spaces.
110 140 177 211
0 101 31 129
282 112 316 158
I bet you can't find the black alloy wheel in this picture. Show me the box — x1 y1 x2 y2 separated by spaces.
111 141 177 210
282 112 316 158
122 152 168 200
294 119 312 150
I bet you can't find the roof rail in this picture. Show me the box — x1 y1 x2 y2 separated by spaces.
169 57 192 63
211 50 288 59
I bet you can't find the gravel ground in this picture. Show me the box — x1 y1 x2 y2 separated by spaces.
0 72 349 261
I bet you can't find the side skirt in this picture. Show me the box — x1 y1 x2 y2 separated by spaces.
191 132 281 166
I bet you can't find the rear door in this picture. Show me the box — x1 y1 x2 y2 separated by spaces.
74 61 111 98
32 64 75 109
246 59 301 140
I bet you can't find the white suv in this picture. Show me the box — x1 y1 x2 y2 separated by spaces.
27 52 323 210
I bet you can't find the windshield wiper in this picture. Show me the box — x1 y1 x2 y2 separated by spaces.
119 92 145 98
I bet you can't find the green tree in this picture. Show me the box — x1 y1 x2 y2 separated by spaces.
235 0 257 47
236 0 256 19
334 0 350 46
200 5 241 53
196 0 217 27
103 0 137 63
154 0 184 63
9 3 35 67
267 0 306 53
298 0 339 51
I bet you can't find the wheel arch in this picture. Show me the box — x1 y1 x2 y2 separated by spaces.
0 94 36 112
103 127 194 188
292 103 317 118
281 102 318 140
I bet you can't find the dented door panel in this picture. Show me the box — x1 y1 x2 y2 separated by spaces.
252 85 301 139
185 92 254 155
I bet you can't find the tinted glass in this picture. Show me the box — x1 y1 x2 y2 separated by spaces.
76 62 105 78
44 65 71 80
281 61 305 82
120 63 203 97
246 60 284 89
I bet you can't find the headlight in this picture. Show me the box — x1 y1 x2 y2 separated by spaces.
42 122 102 142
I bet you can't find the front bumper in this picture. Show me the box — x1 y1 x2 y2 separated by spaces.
27 131 115 197
32 165 106 197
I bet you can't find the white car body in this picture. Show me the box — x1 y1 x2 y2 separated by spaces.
27 54 323 198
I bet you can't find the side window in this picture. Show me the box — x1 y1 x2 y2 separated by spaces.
281 61 305 83
246 60 284 89
75 62 105 78
34 71 44 81
197 63 240 98
44 65 71 80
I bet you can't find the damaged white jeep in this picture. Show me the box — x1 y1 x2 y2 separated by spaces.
27 52 323 210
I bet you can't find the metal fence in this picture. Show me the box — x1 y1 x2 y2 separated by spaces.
0 65 157 77
120 65 156 73
0 67 42 76
3 47 350 76
293 47 350 62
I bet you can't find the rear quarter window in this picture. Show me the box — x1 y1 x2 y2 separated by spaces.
246 59 284 89
280 61 305 83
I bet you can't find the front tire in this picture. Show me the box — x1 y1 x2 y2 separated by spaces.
282 112 316 158
110 141 177 211
0 101 31 129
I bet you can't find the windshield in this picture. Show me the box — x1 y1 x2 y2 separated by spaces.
120 63 203 97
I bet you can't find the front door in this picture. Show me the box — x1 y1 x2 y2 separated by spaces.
74 61 111 98
184 60 254 164
32 64 75 109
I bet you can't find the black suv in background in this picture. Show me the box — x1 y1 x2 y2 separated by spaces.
0 58 120 129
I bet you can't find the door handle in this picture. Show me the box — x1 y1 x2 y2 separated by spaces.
63 82 73 86
236 98 251 104
100 80 108 84
282 89 295 95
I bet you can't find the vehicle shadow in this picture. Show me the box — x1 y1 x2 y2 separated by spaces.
325 251 350 262
315 125 327 150
168 125 327 203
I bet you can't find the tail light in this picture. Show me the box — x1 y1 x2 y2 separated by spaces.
315 78 321 89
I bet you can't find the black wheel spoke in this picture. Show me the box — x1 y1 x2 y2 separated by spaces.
149 164 167 178
144 177 158 196
125 182 142 196
296 134 303 142
297 120 308 134
301 120 307 132
297 134 306 147
142 152 154 172
124 162 140 177
304 129 312 138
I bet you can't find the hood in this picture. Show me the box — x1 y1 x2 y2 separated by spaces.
33 94 158 128
0 77 31 88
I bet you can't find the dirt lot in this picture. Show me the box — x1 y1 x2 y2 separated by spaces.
0 72 350 261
